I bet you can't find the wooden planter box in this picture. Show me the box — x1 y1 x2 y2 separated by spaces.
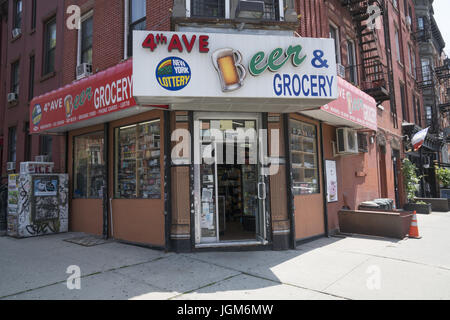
338 210 413 239
404 202 433 214
414 198 449 212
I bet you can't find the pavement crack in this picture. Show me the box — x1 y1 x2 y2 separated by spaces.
185 255 350 300
0 255 171 300
168 274 243 300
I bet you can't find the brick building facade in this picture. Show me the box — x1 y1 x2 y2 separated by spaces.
1 0 446 249
0 0 66 179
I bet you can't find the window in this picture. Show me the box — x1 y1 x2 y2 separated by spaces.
188 0 282 20
400 82 408 122
191 0 225 18
13 0 22 30
31 0 36 30
74 132 105 199
29 55 35 100
421 58 431 84
347 40 357 84
115 120 161 199
329 24 341 64
78 14 93 65
24 122 31 162
411 46 417 78
417 98 422 127
11 60 20 94
290 119 319 195
412 96 417 124
358 133 368 153
40 135 53 161
43 17 57 75
8 127 17 162
393 0 398 10
417 17 424 30
426 106 433 126
408 44 412 74
128 0 146 57
395 28 402 63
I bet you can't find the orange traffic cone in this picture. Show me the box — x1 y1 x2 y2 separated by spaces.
409 211 421 239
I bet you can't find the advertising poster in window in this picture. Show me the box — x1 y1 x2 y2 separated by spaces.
8 174 19 211
34 178 58 197
326 160 338 203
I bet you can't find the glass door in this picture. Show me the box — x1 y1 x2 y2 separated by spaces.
194 113 268 246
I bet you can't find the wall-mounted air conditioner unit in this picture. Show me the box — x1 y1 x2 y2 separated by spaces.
7 162 16 172
12 28 21 38
336 128 359 154
236 0 265 19
7 92 18 104
76 63 93 80
337 64 346 78
35 155 50 163
406 16 412 30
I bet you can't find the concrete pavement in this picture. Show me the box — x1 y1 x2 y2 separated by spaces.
1 211 450 300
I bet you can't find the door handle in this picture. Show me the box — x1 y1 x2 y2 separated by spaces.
258 182 266 200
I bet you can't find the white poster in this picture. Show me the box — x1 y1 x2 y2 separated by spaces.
326 160 338 203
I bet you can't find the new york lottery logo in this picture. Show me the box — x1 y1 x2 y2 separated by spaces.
156 57 191 91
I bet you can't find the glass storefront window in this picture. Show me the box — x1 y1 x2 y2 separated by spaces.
115 120 161 199
73 132 105 199
290 119 319 195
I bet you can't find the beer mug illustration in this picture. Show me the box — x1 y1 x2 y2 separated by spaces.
212 48 247 92
64 95 73 118
346 91 353 115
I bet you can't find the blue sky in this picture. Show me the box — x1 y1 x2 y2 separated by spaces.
433 0 450 56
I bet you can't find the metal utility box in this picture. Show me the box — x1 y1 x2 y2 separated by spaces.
7 174 69 238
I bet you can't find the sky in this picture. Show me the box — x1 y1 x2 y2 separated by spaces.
432 0 450 56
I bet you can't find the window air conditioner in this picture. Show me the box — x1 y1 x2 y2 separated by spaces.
236 0 265 19
7 162 16 172
7 93 18 104
406 16 412 30
337 63 346 78
35 155 50 163
76 63 93 80
12 28 21 38
336 128 359 154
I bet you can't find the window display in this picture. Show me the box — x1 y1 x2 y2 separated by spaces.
290 119 319 195
73 131 105 199
115 120 161 199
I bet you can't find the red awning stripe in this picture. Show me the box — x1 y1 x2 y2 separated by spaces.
30 59 167 134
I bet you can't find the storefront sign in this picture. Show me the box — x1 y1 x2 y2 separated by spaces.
30 60 167 134
321 77 377 131
134 31 338 111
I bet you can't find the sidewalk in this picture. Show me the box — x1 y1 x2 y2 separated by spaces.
1 211 450 300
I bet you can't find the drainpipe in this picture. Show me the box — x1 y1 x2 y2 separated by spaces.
319 122 329 237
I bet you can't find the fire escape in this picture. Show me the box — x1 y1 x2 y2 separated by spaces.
435 59 450 114
414 16 446 135
341 0 395 121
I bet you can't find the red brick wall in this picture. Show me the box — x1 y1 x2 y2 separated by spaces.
0 0 66 178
